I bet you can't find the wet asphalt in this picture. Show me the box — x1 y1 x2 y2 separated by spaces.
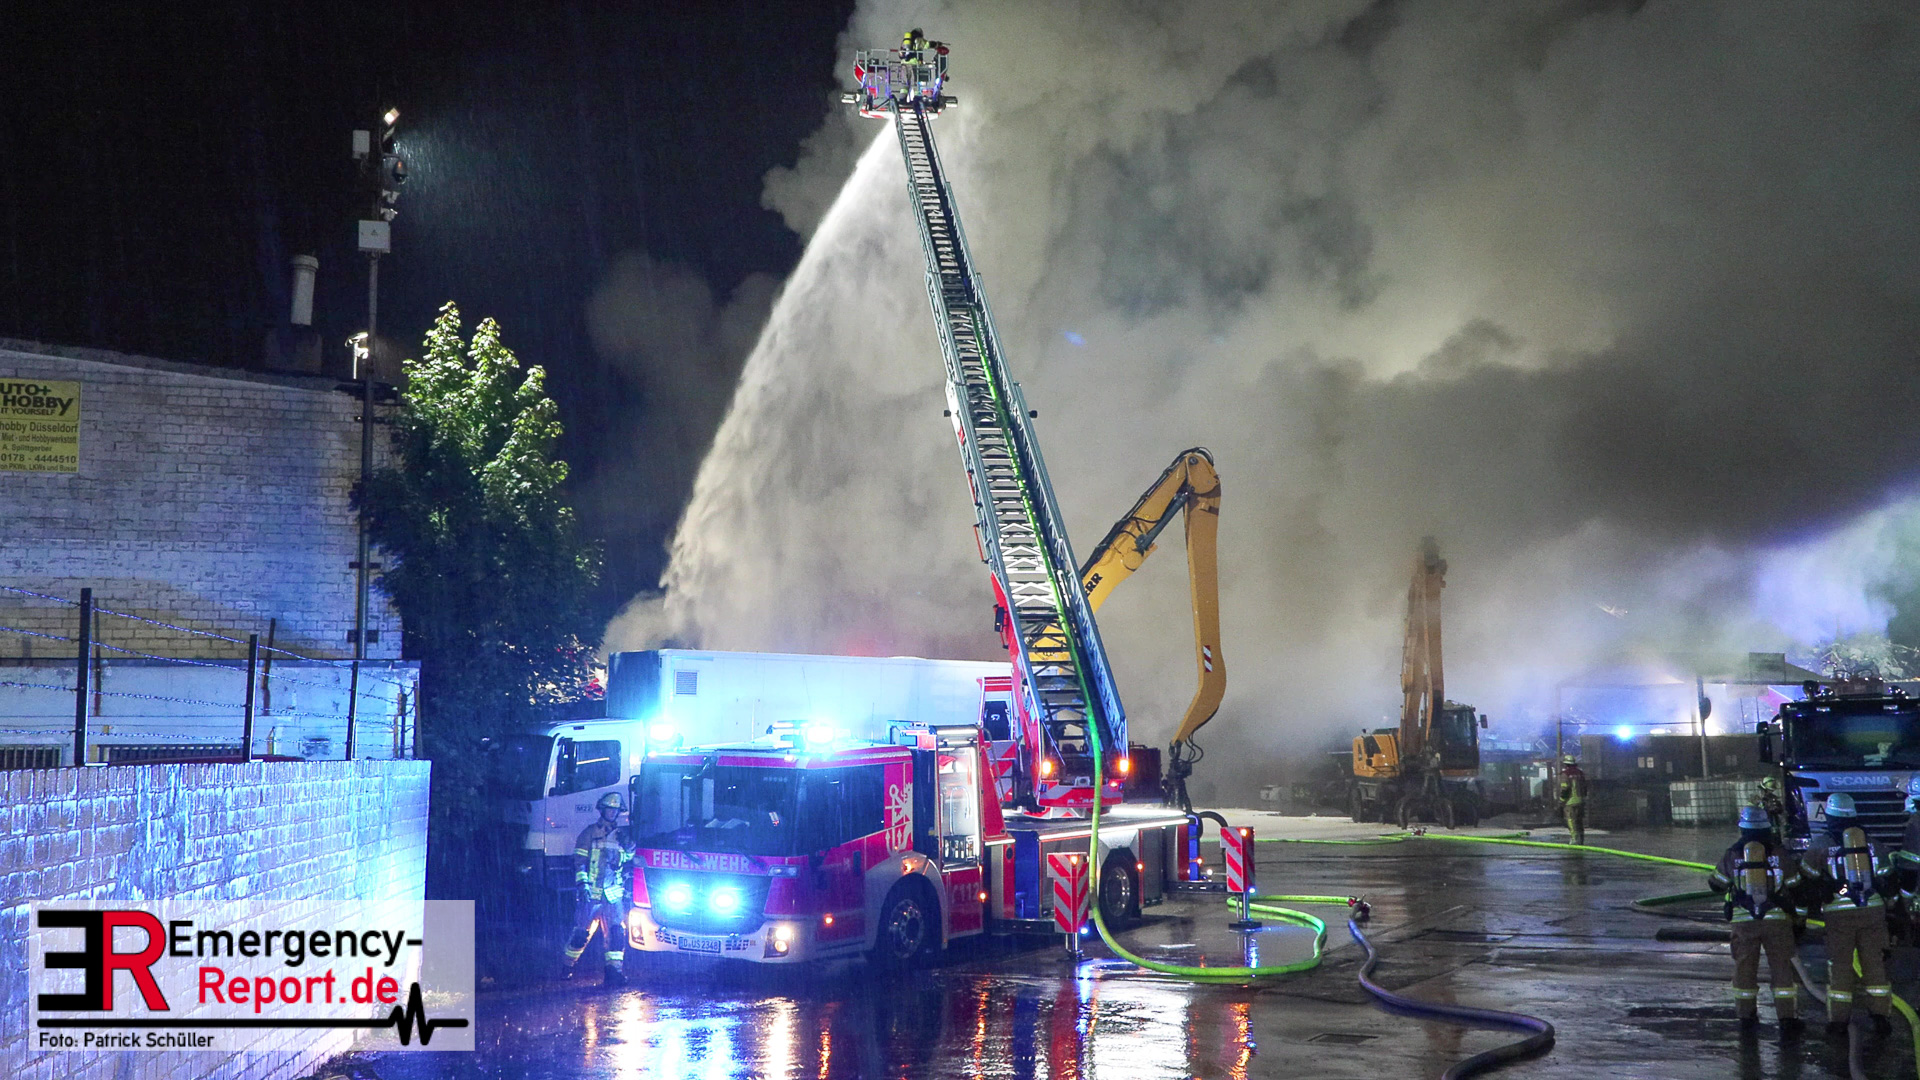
339 821 1920 1079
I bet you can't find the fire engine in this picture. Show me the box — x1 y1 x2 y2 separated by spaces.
624 34 1197 966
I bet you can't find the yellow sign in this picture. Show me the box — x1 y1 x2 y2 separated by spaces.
0 379 80 472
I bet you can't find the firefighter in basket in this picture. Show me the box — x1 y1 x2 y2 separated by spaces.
1804 793 1894 1036
1708 805 1803 1033
562 792 635 986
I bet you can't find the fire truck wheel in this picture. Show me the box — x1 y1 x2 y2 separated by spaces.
1349 787 1368 823
1098 857 1139 928
873 883 937 968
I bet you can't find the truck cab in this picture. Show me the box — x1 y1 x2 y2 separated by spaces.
624 725 994 964
1763 687 1920 847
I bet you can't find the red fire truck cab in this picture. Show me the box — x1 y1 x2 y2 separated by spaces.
625 724 1186 965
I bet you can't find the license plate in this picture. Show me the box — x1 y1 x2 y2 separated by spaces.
677 934 722 954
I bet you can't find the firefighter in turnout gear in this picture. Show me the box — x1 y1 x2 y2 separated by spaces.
1756 775 1786 839
1894 776 1920 938
1557 755 1588 846
1708 806 1803 1032
563 792 634 985
1805 793 1894 1034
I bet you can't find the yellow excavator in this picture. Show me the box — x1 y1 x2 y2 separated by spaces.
1075 447 1224 812
1349 536 1486 827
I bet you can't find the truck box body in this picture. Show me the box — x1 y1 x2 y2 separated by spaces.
606 649 1009 748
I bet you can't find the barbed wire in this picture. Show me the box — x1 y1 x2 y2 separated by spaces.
0 584 79 606
0 604 414 695
4 586 407 690
0 623 412 701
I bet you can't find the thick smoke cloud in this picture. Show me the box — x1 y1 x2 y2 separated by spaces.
611 0 1920 795
578 253 776 549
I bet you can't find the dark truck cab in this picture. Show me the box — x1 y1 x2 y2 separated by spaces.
1761 685 1920 848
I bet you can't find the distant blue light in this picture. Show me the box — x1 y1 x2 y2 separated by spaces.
1614 725 1633 740
1063 331 1086 346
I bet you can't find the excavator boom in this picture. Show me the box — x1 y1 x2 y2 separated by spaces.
1400 536 1447 761
1079 448 1225 749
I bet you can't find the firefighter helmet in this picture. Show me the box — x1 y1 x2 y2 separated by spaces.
596 792 625 813
1759 775 1780 793
1825 792 1857 819
1738 805 1770 830
1561 754 1577 766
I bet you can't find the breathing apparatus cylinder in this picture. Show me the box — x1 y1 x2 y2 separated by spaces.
1844 825 1873 889
1740 840 1771 910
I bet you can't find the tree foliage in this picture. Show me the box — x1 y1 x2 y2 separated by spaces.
361 304 603 889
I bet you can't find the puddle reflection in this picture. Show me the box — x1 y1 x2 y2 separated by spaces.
551 962 1264 1079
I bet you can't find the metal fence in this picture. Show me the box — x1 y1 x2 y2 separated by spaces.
0 584 417 768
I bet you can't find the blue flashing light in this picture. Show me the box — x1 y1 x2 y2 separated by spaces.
1614 725 1633 741
648 722 676 743
802 724 836 750
661 881 693 912
710 887 743 916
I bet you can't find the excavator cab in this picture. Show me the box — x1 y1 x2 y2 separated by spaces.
1433 703 1482 776
1352 731 1402 779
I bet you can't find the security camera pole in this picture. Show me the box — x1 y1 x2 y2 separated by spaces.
348 108 404 751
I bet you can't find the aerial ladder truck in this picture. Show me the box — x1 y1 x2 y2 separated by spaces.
617 34 1194 971
848 30 1127 812
1350 536 1486 827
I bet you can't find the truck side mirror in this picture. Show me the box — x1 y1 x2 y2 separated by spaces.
1479 714 1489 729
1757 723 1774 763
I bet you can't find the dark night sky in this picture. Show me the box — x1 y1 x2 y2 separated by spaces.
2 1 855 607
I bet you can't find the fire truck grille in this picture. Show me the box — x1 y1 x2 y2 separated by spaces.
642 870 771 935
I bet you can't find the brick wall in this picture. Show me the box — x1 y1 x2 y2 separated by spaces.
0 340 399 661
0 760 430 1080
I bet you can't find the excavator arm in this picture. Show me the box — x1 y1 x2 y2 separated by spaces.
1400 535 1446 764
1077 448 1223 810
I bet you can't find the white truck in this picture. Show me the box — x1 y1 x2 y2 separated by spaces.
502 649 1008 890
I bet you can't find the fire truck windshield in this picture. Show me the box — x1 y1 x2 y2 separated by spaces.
1786 701 1920 769
634 762 800 857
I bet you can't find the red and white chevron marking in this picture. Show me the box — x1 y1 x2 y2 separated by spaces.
1221 826 1253 893
1201 645 1214 673
1048 852 1090 934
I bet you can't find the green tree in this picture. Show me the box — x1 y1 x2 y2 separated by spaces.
361 303 603 894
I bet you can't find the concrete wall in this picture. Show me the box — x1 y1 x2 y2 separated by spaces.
0 339 399 661
0 760 430 1080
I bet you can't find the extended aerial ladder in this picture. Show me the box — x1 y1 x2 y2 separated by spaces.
1072 448 1224 812
848 33 1126 809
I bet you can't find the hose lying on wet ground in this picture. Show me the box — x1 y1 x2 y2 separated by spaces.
1346 915 1555 1080
1086 727 1337 983
1396 829 1920 1079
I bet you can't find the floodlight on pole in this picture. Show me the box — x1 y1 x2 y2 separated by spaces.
352 106 403 676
